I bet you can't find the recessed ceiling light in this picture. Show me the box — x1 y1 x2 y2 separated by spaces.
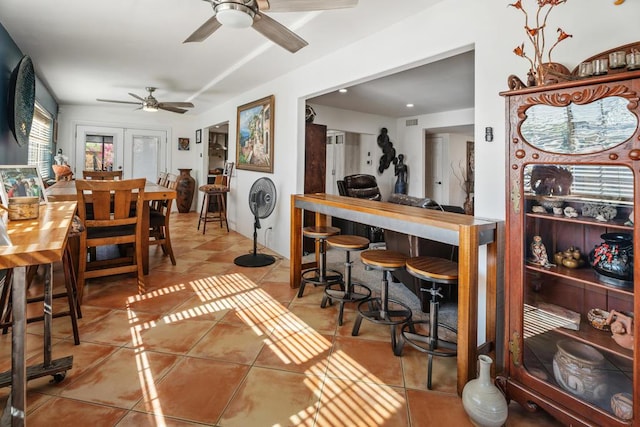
406 103 414 108
338 88 348 93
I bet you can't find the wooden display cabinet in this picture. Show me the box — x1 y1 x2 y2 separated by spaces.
499 44 640 426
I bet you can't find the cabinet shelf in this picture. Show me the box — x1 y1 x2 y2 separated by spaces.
525 212 633 230
525 264 634 296
525 305 633 360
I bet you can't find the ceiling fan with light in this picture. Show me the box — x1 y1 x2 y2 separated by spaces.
96 87 195 114
184 0 358 53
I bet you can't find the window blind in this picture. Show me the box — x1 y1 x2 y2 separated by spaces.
28 103 53 180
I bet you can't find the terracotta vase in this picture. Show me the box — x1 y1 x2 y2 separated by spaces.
462 355 508 427
176 168 195 213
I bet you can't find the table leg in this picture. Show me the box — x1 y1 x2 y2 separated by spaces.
457 225 479 396
142 201 150 275
290 196 302 289
9 267 26 426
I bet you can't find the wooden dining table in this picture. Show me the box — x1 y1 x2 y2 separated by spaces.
290 193 504 396
0 201 77 426
45 180 177 274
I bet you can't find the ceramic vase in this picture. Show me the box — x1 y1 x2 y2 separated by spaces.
462 355 508 427
176 168 195 213
589 232 633 288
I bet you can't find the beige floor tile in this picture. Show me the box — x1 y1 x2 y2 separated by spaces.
316 378 409 427
219 367 322 427
134 356 249 425
406 389 472 427
125 314 216 355
117 410 206 426
60 347 178 409
77 308 160 346
28 396 128 426
400 345 458 393
188 321 266 364
327 336 404 387
285 302 338 335
254 330 333 376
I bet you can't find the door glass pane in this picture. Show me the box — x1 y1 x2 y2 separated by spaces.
132 135 159 182
84 135 114 171
522 163 634 417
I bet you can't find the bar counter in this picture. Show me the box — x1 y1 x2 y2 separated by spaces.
290 193 504 395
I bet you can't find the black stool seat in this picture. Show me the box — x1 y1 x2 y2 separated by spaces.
399 256 458 389
352 249 412 355
298 226 342 298
321 235 372 326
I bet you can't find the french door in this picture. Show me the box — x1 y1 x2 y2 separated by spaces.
75 125 167 181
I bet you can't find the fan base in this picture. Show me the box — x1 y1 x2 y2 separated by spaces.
234 253 276 268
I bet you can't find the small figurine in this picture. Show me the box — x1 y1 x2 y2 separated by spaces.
530 235 552 267
606 310 634 350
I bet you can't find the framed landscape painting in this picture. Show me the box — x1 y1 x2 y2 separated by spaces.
236 95 274 173
0 165 48 206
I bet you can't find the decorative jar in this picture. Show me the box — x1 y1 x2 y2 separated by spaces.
462 355 508 427
176 168 196 213
589 232 633 288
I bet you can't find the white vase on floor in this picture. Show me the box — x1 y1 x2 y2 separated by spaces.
462 355 508 427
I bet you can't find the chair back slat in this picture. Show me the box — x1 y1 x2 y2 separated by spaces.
83 170 123 180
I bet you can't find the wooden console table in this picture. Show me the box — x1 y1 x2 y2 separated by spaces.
290 193 503 395
0 201 77 426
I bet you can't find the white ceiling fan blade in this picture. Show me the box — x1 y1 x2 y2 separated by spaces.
252 12 308 53
128 92 146 102
257 0 357 12
97 98 141 105
184 15 222 43
158 102 194 108
158 105 188 114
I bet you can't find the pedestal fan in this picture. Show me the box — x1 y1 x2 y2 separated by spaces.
234 177 277 267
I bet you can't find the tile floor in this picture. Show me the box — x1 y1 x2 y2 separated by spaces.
0 212 563 426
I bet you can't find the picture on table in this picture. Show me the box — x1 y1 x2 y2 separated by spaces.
0 165 48 206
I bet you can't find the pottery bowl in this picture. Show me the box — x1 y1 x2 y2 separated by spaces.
552 340 607 402
587 308 610 331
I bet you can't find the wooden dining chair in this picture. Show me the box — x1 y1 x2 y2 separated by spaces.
75 178 146 303
149 174 177 265
82 170 123 180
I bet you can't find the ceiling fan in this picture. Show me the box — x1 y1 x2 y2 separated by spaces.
96 87 195 114
184 0 358 53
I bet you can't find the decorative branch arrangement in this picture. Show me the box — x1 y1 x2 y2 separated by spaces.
509 0 572 86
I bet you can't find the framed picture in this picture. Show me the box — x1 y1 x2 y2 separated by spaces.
0 165 48 206
195 129 202 144
178 137 190 151
236 95 274 173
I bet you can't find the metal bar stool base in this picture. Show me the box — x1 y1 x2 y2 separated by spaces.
352 297 412 356
321 282 371 326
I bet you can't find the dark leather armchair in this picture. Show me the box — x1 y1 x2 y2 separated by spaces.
333 174 384 242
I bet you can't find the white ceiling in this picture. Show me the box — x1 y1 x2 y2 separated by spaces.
0 0 473 118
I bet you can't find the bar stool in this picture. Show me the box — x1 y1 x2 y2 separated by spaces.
297 226 343 298
352 249 412 355
321 235 372 326
399 256 458 389
198 182 229 234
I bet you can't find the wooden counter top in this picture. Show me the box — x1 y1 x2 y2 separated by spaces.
0 201 77 269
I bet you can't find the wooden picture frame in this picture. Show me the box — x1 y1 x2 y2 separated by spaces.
195 129 202 144
236 95 274 173
0 165 48 206
178 137 190 151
